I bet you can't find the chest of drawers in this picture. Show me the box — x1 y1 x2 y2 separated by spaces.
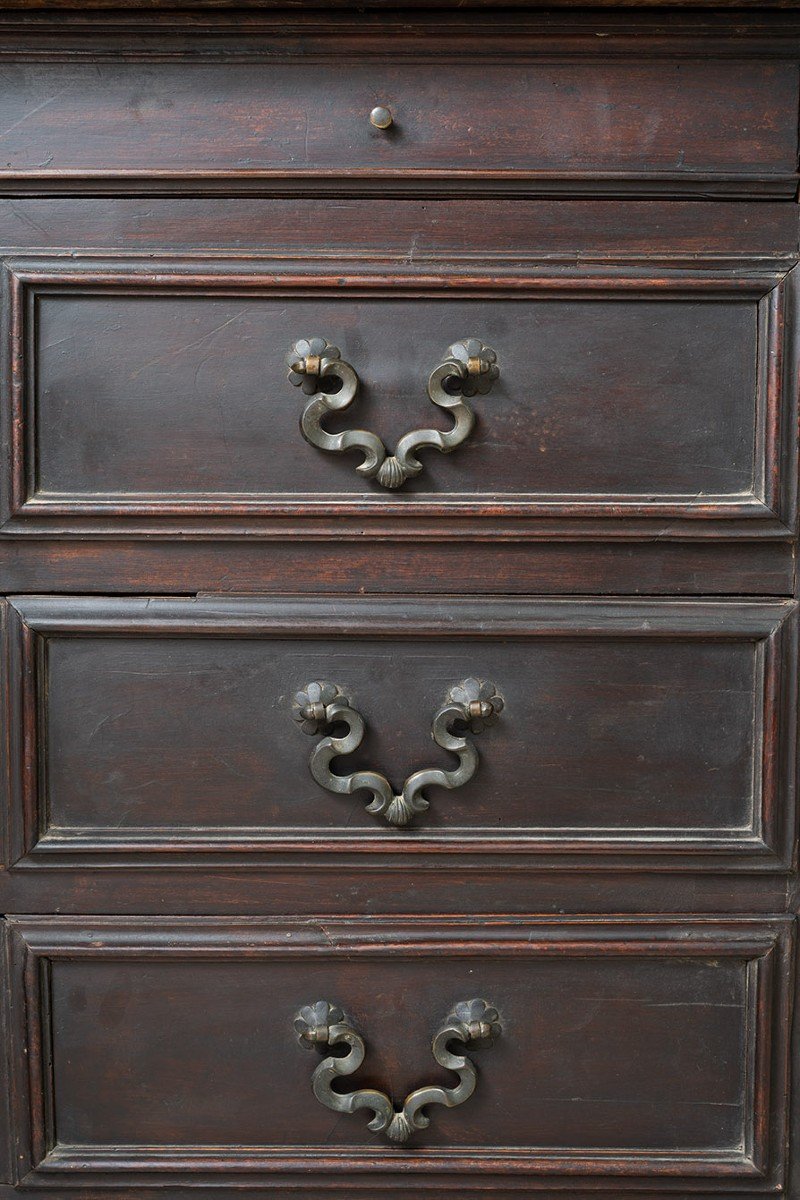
0 5 798 1200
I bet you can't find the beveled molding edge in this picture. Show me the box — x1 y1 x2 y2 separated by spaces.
2 916 792 1191
2 595 797 873
0 10 798 71
0 171 796 201
0 253 797 542
0 6 800 27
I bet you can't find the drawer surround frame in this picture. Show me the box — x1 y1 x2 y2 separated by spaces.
3 594 796 873
1 253 796 542
2 915 793 1194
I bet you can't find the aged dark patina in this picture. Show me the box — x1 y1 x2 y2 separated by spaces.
292 677 504 826
286 336 499 489
0 7 798 1200
294 998 501 1143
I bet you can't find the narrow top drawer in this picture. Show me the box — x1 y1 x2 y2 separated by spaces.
0 55 797 196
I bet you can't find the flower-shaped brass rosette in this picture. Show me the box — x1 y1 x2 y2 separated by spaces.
448 676 505 734
294 1001 350 1049
292 680 343 735
285 337 342 396
445 337 499 397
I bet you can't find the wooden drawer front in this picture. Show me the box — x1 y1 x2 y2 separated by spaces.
4 255 796 540
5 596 796 870
0 57 796 197
5 917 792 1194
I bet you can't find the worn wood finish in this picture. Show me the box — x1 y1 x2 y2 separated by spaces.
0 868 792 922
0 2 799 10
4 255 795 540
4 917 793 1192
1 195 795 558
0 55 795 198
0 9 797 1200
2 595 795 870
0 199 794 257
0 538 794 596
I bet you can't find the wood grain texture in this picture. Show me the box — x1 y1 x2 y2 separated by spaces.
2 255 796 542
0 2 798 9
3 916 793 1193
3 595 796 871
0 11 796 1200
0 50 794 198
0 538 794 597
0 867 792 920
0 199 795 256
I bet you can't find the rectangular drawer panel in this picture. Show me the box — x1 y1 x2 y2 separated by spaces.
5 596 796 870
3 255 796 540
0 57 796 195
5 916 792 1192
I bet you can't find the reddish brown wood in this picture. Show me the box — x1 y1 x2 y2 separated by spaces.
0 10 796 1200
0 199 794 256
0 55 794 198
2 594 795 871
2 256 795 542
4 917 793 1192
0 538 794 596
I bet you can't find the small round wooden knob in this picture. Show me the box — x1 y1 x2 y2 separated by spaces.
369 105 393 130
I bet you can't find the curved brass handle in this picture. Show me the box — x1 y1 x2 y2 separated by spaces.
294 998 501 1143
292 677 504 827
285 337 499 489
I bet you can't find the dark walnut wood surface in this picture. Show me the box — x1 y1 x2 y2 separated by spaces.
0 9 798 1200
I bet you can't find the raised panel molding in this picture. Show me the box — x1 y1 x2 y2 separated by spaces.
3 916 792 1194
0 254 796 541
0 15 795 1200
2 595 796 872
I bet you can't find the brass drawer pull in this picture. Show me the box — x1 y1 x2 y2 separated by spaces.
292 677 504 827
369 104 393 129
285 336 499 489
294 998 501 1143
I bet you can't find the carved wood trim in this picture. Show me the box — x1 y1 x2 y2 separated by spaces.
0 254 795 541
0 10 799 38
4 916 792 1192
0 172 796 201
4 595 796 871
